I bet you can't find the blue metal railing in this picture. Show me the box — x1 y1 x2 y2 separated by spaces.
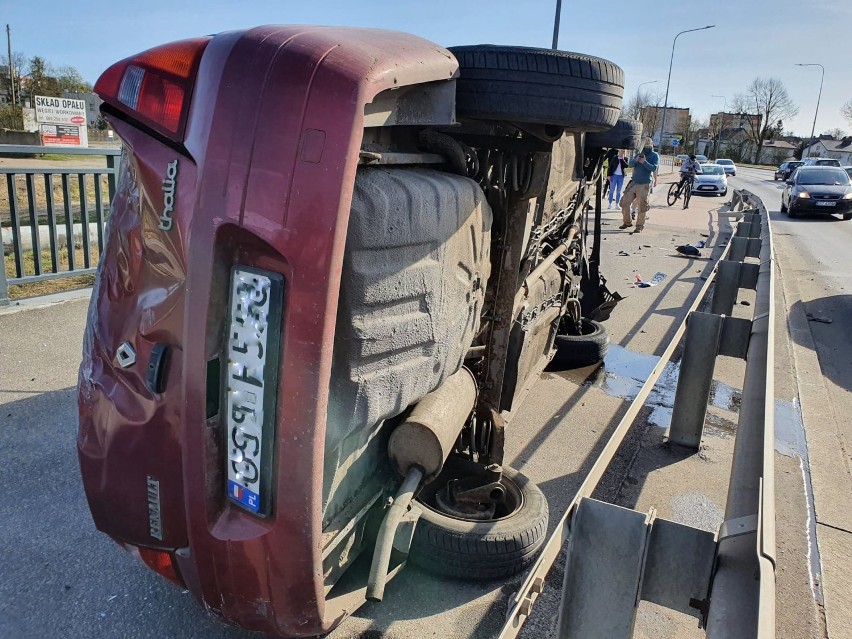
0 144 121 305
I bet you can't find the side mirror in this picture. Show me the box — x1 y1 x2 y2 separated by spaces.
785 179 794 186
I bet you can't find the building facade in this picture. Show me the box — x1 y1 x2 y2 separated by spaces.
640 106 690 147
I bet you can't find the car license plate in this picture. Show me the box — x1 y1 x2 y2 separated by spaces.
816 201 836 207
699 185 713 190
225 266 284 515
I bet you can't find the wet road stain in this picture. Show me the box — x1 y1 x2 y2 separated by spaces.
550 344 742 431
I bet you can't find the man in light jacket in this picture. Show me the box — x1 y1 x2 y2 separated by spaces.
619 137 660 233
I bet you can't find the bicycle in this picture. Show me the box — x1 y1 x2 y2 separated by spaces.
667 172 696 209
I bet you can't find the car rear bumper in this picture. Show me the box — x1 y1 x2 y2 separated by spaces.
78 25 460 637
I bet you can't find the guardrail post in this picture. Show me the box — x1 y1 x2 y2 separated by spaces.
0 238 9 306
668 311 724 448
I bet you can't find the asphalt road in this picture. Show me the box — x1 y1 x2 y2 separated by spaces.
730 166 852 639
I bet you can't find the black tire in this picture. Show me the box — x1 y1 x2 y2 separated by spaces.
449 45 624 131
721 189 728 196
410 466 548 580
585 117 643 150
683 186 692 209
667 182 679 206
550 318 609 369
843 213 852 221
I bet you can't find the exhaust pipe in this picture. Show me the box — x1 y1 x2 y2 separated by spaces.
388 367 477 483
366 368 477 601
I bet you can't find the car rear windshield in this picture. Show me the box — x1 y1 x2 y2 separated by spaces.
797 169 850 185
701 166 724 175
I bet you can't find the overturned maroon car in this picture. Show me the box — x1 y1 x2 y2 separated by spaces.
77 25 633 636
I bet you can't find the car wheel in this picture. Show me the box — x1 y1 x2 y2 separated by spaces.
449 45 624 131
843 213 852 221
780 199 788 213
721 189 728 196
410 466 548 580
550 318 609 369
585 117 643 151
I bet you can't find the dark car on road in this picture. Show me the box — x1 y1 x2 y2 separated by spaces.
775 160 803 181
781 166 852 219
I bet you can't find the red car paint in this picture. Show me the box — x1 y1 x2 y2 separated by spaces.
78 26 457 635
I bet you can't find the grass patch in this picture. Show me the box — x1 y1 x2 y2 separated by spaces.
5 244 99 300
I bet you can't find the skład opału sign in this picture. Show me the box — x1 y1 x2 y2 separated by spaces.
35 95 89 147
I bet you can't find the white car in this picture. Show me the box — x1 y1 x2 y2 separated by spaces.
714 158 737 176
691 163 728 196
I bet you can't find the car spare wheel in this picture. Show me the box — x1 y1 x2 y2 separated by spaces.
585 117 643 151
550 318 609 369
449 45 624 131
410 466 548 580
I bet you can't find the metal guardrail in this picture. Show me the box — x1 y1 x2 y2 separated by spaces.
499 189 775 638
0 144 121 305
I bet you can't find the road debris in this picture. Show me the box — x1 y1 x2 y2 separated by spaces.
634 272 667 288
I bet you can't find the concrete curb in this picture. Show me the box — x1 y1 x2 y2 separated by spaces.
0 286 92 315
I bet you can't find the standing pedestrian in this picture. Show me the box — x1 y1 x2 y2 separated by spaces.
607 149 628 209
619 137 659 233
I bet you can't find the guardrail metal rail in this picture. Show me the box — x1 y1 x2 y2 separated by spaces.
499 189 775 639
0 144 121 306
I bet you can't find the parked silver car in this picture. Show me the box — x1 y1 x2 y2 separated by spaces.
714 158 737 176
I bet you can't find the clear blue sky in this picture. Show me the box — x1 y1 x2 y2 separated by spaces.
5 0 851 136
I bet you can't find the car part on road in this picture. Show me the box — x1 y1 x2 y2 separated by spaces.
411 465 548 579
550 318 609 368
449 45 624 131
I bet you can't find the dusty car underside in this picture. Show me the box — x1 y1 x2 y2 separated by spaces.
77 26 635 636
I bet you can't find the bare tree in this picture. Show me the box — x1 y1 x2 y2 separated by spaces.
732 77 799 164
682 116 706 154
624 89 664 141
842 99 852 129
822 127 847 140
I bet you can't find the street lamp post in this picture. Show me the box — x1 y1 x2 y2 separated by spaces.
658 25 715 151
711 94 727 158
796 63 825 156
552 0 563 49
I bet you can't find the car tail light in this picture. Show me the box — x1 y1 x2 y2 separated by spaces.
94 37 211 141
134 546 185 587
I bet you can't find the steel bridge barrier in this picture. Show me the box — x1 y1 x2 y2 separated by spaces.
499 189 775 639
0 144 121 306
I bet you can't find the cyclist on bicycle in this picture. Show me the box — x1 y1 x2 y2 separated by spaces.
678 154 703 190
